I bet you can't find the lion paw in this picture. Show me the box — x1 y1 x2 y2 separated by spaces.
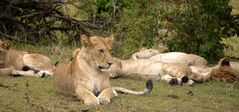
84 97 99 105
12 70 19 75
98 96 111 104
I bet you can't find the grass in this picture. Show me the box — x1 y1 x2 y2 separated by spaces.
0 76 239 112
230 0 239 14
1 0 239 111
0 42 238 112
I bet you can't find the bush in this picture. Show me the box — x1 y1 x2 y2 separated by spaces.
110 0 164 58
221 35 239 58
164 0 238 62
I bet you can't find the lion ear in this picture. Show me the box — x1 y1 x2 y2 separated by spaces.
80 35 92 48
1 40 12 50
219 58 230 66
105 34 114 47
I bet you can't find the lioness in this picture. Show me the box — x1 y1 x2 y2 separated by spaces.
230 61 239 76
208 58 239 82
53 35 153 105
109 57 239 85
0 40 54 77
109 58 194 85
132 49 208 67
131 48 159 60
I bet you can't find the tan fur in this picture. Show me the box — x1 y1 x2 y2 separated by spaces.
109 57 239 85
53 35 152 105
210 58 239 82
0 40 54 77
109 58 194 85
131 48 159 60
149 52 208 67
133 49 208 67
230 61 239 77
72 48 81 58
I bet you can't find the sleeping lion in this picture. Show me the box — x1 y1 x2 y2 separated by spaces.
0 40 54 77
132 49 208 67
108 57 238 85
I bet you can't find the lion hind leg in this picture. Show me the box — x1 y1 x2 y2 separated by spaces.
22 65 53 76
12 70 44 77
0 67 14 76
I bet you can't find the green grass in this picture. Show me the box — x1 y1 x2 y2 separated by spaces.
0 76 238 112
230 0 239 14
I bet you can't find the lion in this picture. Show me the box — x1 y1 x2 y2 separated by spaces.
174 58 239 83
0 40 54 77
149 52 208 67
132 49 208 67
70 48 81 60
131 48 159 60
208 58 239 82
53 35 153 105
109 58 195 85
230 61 239 76
109 57 239 85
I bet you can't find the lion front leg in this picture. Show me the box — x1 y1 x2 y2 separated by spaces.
75 86 99 105
97 87 113 104
0 67 14 76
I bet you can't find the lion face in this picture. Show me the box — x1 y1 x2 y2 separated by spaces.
81 35 114 71
0 40 11 66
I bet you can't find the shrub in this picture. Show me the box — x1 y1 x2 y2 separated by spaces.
164 0 238 62
221 35 239 58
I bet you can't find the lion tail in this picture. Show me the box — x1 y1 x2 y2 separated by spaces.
112 79 153 95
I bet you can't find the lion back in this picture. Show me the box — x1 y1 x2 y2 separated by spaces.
53 62 75 95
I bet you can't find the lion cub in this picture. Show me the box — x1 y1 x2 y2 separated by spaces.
53 35 153 105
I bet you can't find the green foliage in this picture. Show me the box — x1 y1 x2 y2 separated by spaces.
110 0 161 58
164 0 238 62
221 35 239 58
1 0 239 61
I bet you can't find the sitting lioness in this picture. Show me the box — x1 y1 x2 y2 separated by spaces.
53 35 153 105
0 40 54 77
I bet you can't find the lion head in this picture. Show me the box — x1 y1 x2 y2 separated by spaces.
0 40 12 66
210 58 239 82
80 35 114 71
132 48 159 60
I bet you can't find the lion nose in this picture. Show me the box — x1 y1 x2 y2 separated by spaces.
107 61 113 66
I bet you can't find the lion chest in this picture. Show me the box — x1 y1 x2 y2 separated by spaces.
85 73 110 96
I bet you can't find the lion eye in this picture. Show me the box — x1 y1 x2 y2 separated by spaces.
99 49 104 53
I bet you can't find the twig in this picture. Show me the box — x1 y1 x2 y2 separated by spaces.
0 32 35 44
